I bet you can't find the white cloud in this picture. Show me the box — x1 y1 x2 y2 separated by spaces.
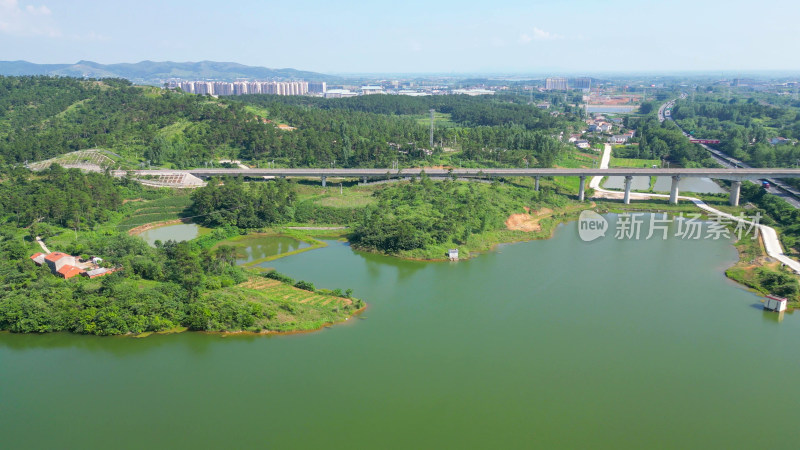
0 0 59 36
518 27 563 44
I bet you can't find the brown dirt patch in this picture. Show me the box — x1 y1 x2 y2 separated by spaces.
505 214 541 232
504 208 555 232
127 218 190 236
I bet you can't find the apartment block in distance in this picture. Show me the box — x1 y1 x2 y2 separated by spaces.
546 77 569 91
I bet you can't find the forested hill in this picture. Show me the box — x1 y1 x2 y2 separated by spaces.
0 76 581 169
0 76 287 167
232 94 585 167
670 95 800 167
0 60 334 84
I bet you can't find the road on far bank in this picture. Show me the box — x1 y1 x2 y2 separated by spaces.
659 97 800 209
590 143 800 274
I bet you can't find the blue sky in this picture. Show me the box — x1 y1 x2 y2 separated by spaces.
1 0 798 74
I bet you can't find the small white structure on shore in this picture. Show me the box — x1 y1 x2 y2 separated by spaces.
448 249 459 261
764 295 788 312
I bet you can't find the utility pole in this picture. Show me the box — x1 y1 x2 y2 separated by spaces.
429 109 435 150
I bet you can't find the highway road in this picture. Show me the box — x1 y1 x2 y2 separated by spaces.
660 96 800 208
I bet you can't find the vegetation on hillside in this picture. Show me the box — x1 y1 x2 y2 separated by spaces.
0 168 362 335
1 76 582 170
235 94 583 167
671 94 800 167
350 173 573 259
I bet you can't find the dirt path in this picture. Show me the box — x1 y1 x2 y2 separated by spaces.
35 237 50 254
127 218 190 236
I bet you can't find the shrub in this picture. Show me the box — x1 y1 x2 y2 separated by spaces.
265 270 294 284
294 280 315 292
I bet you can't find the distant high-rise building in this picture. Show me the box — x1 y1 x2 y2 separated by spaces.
178 81 195 93
193 81 214 95
546 77 568 90
570 77 592 90
233 82 248 95
214 82 233 96
309 81 327 93
171 80 309 97
247 82 261 94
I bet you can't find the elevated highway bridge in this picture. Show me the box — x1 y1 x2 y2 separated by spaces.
114 167 800 207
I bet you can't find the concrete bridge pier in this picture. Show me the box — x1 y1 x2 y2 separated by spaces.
730 180 742 206
535 176 540 191
578 176 586 201
623 176 633 204
669 175 680 204
321 175 327 187
362 177 367 185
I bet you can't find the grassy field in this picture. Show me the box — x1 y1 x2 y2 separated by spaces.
27 149 133 171
117 195 194 231
313 189 376 208
556 150 600 169
157 119 190 139
409 111 459 128
220 275 362 332
609 157 661 168
243 104 272 119
294 182 379 208
54 99 89 119
551 150 600 192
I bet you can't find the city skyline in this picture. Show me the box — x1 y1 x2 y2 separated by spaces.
1 0 799 74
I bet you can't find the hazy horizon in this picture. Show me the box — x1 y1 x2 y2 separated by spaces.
2 0 799 74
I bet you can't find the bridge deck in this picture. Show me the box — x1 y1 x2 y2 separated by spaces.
114 167 800 181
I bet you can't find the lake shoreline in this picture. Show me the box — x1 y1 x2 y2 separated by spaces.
346 203 798 309
127 217 193 236
90 203 796 340
213 304 368 337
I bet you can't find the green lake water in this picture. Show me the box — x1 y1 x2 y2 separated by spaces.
223 235 310 264
137 223 208 246
2 215 799 449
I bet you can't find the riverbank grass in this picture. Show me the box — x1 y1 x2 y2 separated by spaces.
218 274 362 332
725 235 800 307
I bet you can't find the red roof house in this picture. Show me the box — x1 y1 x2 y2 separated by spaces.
56 264 85 279
30 253 45 265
